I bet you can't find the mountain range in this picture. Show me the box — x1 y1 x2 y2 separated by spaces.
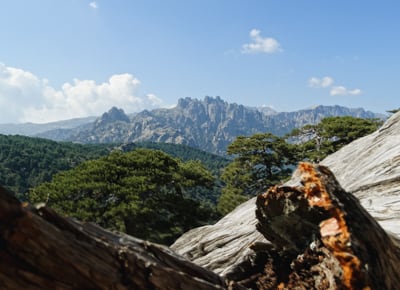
1 96 384 155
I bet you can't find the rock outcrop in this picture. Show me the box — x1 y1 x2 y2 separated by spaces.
95 106 130 127
172 111 400 280
322 112 400 237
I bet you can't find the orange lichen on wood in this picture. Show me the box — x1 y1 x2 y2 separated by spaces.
298 162 369 290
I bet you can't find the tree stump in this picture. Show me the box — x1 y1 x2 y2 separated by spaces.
237 162 400 289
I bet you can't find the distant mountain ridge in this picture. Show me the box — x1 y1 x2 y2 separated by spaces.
10 97 384 155
265 104 383 135
0 116 96 136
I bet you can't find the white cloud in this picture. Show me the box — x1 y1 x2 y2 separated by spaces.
308 76 334 88
308 75 362 97
89 2 98 9
0 63 162 123
241 29 282 54
330 86 362 96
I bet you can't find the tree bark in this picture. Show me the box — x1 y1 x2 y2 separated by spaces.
233 162 400 289
0 186 243 290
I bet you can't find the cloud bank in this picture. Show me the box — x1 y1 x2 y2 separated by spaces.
242 29 282 54
0 63 162 123
308 76 361 96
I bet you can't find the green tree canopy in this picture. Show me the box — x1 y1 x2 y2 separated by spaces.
217 133 296 215
29 148 217 245
289 116 383 162
387 108 400 114
0 134 110 199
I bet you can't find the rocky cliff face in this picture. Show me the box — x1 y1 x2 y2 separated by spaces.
36 97 382 155
171 111 400 277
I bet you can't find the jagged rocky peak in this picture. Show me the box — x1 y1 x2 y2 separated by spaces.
176 96 227 107
176 97 206 116
174 96 228 126
176 96 226 111
176 97 191 108
175 96 250 123
95 107 130 126
255 105 278 116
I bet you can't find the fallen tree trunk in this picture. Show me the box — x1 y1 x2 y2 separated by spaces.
1 162 400 289
0 186 242 290
232 163 400 289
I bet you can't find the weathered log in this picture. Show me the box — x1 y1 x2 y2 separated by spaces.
232 163 400 289
2 163 400 289
0 186 244 290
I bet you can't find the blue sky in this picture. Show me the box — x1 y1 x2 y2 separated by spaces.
0 0 399 123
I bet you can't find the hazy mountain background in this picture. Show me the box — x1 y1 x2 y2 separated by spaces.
0 116 97 136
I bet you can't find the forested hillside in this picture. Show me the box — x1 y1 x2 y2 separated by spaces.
0 135 111 198
0 135 228 201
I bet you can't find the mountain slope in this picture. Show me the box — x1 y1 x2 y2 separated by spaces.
171 111 400 276
36 97 383 155
0 134 111 196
